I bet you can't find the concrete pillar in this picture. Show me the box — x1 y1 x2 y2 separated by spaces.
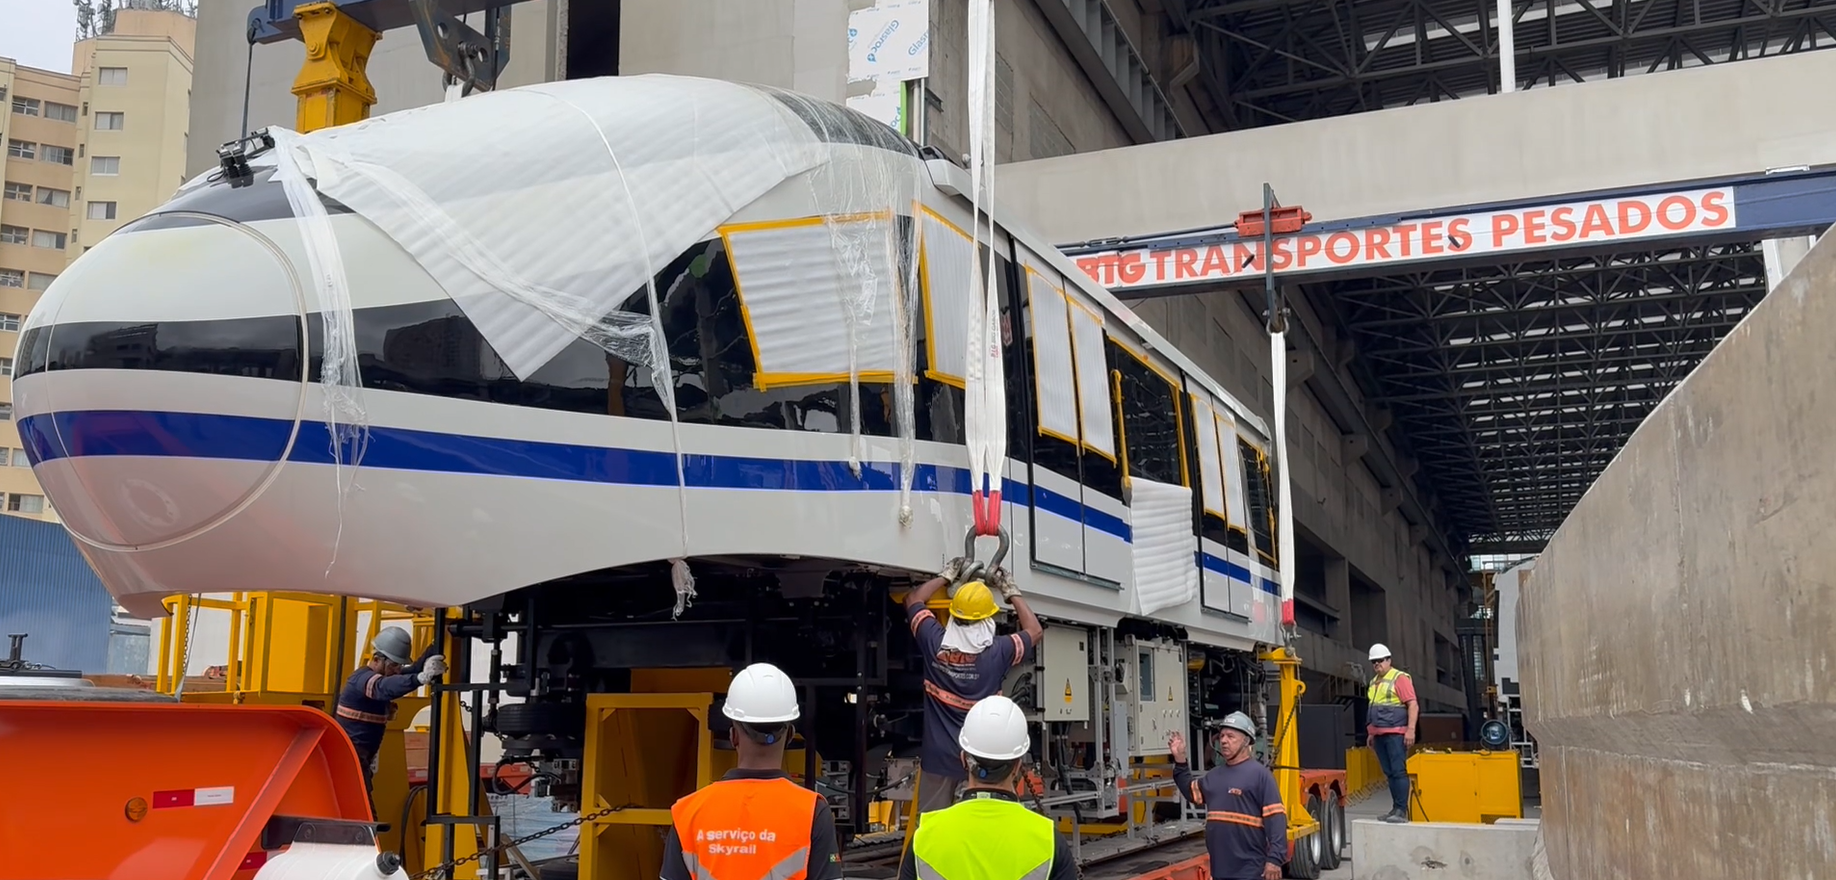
1324 557 1351 643
1763 235 1817 291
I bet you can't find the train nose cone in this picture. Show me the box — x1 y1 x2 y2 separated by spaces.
16 213 309 550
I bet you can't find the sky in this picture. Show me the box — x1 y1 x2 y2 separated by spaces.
1 0 81 74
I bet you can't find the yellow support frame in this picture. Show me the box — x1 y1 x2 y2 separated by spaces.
292 1 380 134
1259 646 1320 844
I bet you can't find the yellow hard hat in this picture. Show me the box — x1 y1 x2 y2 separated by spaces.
950 581 998 622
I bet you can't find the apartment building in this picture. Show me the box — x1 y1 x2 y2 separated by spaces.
0 8 194 522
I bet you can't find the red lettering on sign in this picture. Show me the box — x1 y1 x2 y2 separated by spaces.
1548 207 1576 242
1701 190 1731 227
1364 227 1393 259
1175 248 1199 279
1420 220 1446 255
1579 204 1612 238
1617 201 1651 234
1199 246 1228 277
1656 195 1696 231
1326 232 1359 264
1446 218 1472 252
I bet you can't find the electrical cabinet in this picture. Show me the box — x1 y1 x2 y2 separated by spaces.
1001 626 1091 723
1039 626 1091 722
1125 638 1188 756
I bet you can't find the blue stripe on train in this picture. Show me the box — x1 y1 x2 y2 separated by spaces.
19 409 1137 541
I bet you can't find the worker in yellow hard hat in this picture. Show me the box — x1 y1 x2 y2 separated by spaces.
902 557 1043 823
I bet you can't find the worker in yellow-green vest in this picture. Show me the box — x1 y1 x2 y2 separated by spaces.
899 695 1075 880
1365 643 1418 823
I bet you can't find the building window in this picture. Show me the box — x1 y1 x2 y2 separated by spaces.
0 403 11 420
30 230 66 250
0 270 20 288
98 67 128 86
8 448 27 467
10 96 39 116
43 102 77 123
91 155 120 175
95 112 125 131
0 313 19 331
40 145 74 165
2 183 29 202
36 188 70 209
27 272 56 290
87 201 117 221
0 226 26 245
6 140 36 160
9 493 44 514
0 358 11 374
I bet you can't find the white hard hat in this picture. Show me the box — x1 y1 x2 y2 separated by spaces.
722 662 801 724
372 627 413 665
1369 643 1392 661
958 695 1031 761
1220 711 1257 740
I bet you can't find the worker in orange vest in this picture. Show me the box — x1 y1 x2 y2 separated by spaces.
661 663 843 880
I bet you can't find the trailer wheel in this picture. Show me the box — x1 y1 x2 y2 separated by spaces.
1327 792 1348 869
1286 792 1322 879
1317 792 1342 871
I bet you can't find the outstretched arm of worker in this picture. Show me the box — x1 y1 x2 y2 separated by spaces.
904 556 969 614
1166 733 1204 807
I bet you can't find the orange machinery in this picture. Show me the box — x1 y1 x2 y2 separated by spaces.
0 699 387 880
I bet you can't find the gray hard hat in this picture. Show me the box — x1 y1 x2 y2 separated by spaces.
372 627 413 665
1220 711 1257 740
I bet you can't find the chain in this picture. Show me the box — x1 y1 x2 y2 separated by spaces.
411 804 621 880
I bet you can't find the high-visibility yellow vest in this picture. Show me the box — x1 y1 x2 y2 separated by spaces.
912 793 1055 880
1366 667 1410 730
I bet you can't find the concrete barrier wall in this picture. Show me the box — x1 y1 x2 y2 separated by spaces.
1349 819 1537 880
1518 234 1836 878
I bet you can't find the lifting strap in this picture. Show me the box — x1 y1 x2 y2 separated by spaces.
963 0 1006 537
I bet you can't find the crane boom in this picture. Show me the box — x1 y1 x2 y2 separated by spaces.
246 0 532 132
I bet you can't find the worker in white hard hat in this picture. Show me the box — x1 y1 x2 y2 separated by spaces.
903 559 1044 819
333 626 446 795
1365 643 1417 823
899 695 1075 880
662 663 843 880
1169 712 1288 880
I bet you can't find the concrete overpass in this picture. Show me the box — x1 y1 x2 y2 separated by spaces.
997 48 1836 253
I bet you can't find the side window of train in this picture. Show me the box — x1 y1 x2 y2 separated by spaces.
997 250 1033 461
1237 437 1277 564
1108 339 1184 488
566 222 933 439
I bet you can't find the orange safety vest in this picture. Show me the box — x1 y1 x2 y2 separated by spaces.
670 777 822 880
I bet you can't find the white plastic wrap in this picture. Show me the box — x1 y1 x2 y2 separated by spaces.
1066 299 1114 459
1190 392 1227 518
265 74 930 552
1026 269 1079 442
920 209 974 383
1218 407 1250 532
1127 476 1200 617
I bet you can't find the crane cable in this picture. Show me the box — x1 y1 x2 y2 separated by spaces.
963 0 1005 538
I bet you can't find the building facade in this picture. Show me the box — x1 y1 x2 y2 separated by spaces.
0 8 195 522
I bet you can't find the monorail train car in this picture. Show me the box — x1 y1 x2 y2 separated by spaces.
11 75 1308 862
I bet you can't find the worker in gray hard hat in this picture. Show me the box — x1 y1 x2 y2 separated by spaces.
333 626 445 795
1170 712 1287 880
1365 643 1417 823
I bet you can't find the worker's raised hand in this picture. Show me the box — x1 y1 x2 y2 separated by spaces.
988 568 1021 600
939 556 973 582
1167 731 1187 763
417 653 447 684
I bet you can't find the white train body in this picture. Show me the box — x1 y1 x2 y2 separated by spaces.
14 75 1285 652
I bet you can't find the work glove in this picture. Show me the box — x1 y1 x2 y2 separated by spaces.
938 556 974 583
417 654 447 684
988 568 1021 600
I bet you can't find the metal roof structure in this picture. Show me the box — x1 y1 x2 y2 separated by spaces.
1140 0 1835 555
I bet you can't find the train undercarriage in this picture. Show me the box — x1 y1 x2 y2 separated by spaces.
415 553 1336 880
